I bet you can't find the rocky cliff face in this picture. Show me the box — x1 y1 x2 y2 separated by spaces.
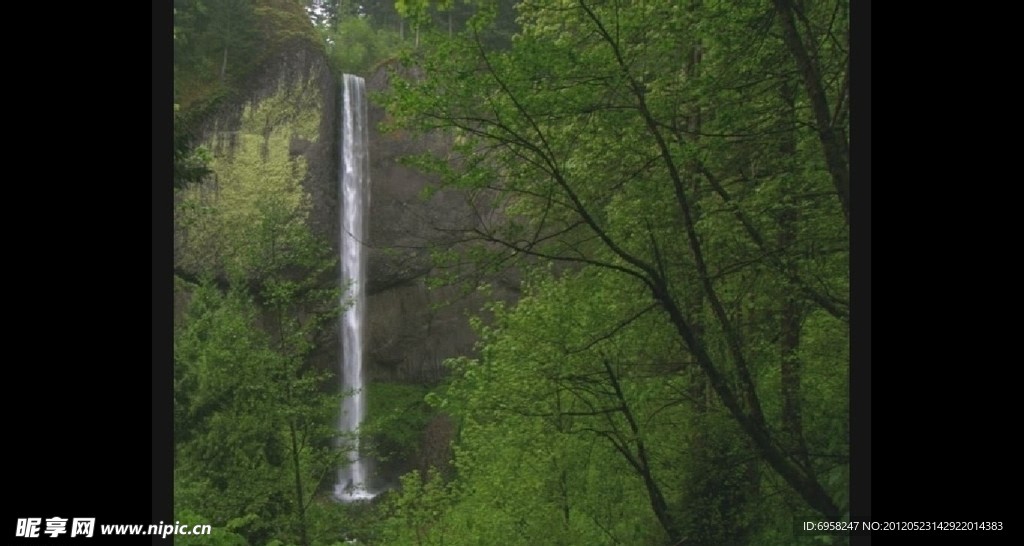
194 39 338 247
361 67 518 386
356 66 522 483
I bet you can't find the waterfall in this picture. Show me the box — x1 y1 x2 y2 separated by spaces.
334 74 375 502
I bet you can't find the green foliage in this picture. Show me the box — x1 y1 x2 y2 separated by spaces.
380 469 460 546
174 82 326 280
394 0 430 26
174 274 343 545
174 139 214 188
382 0 849 542
393 0 518 44
426 271 683 545
322 15 404 76
364 382 434 464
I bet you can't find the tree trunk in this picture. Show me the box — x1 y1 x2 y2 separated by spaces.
220 47 228 82
601 359 681 542
656 289 841 520
780 289 808 462
772 0 850 224
289 422 309 546
778 79 811 468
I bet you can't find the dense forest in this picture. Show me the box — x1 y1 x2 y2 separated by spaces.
173 0 850 544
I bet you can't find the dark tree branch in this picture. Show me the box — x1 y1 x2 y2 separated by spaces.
772 0 850 224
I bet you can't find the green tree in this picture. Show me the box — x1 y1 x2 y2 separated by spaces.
205 0 259 81
174 259 342 546
393 0 517 45
322 15 404 76
384 0 849 540
174 181 345 545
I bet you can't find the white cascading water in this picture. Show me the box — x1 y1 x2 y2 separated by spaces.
334 74 375 502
